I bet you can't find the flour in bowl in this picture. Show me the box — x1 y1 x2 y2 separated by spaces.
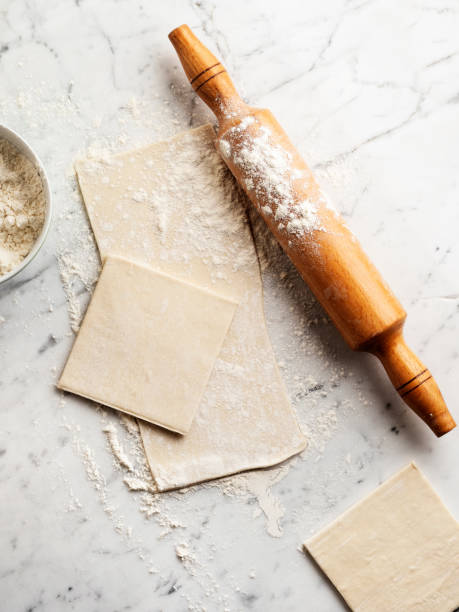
0 138 46 276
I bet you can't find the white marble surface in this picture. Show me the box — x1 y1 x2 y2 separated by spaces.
1 1 459 610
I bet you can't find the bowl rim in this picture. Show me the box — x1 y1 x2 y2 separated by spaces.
0 124 52 286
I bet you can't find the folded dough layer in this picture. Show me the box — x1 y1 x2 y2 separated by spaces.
75 124 306 490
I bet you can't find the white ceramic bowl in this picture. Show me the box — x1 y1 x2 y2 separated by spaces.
0 124 52 286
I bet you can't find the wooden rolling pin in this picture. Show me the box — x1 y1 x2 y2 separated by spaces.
169 24 456 437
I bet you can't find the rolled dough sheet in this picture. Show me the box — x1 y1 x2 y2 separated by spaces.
58 256 237 435
75 124 306 491
304 463 459 612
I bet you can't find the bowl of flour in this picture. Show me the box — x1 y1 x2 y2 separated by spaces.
0 125 51 285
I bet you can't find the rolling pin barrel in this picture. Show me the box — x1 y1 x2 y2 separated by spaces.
169 25 456 437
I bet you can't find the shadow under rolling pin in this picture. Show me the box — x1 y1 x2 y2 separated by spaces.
169 24 456 437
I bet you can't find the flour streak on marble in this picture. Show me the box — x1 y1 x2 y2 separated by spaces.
1 1 459 611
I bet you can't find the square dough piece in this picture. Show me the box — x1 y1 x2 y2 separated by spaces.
305 463 459 612
75 125 306 490
58 256 237 435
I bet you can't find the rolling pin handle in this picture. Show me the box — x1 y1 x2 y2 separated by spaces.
168 24 245 119
371 329 455 437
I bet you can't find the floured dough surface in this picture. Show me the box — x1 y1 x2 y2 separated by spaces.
58 256 237 434
75 124 306 491
305 463 459 612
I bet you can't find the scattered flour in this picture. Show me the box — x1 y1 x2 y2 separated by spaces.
0 138 46 276
175 541 198 574
102 422 134 471
123 476 154 493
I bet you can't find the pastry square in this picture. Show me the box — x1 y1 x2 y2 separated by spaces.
58 256 237 434
305 463 459 612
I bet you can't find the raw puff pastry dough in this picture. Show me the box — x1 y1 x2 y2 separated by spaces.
305 463 459 612
58 256 237 435
75 124 306 491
